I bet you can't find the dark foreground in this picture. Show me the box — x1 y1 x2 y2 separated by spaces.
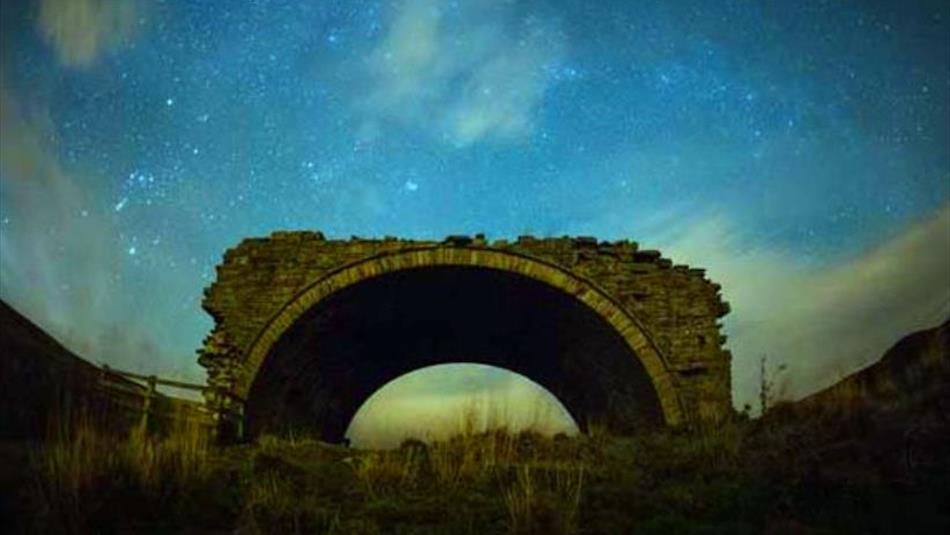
2 378 948 535
2 315 948 534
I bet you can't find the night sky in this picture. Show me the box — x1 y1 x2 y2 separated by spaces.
1 0 948 430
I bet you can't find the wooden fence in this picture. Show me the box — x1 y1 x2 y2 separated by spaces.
97 365 240 438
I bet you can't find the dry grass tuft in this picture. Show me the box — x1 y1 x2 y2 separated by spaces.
29 409 212 531
352 447 425 498
502 463 585 535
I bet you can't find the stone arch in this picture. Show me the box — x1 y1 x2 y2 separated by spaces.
237 246 686 430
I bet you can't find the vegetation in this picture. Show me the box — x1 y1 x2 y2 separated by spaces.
21 409 218 534
3 390 945 535
5 343 950 534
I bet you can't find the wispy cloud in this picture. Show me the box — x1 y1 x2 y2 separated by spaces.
657 204 950 410
0 81 114 333
36 0 141 69
353 0 563 146
0 76 183 381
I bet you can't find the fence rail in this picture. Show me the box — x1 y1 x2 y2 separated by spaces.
99 364 208 393
96 365 211 431
97 365 245 440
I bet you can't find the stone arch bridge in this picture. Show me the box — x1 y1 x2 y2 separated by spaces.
198 232 733 441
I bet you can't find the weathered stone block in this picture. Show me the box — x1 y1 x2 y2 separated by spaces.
199 233 732 439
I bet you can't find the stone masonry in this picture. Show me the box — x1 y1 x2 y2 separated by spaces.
199 232 733 434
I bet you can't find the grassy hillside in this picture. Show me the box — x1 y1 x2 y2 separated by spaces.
0 300 210 441
795 319 949 411
2 312 948 533
6 404 948 534
0 300 142 440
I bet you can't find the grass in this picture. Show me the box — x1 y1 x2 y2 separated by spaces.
7 378 949 534
346 429 589 533
25 408 214 533
352 446 426 498
502 462 585 535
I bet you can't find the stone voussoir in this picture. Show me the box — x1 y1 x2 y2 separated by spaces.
199 233 733 430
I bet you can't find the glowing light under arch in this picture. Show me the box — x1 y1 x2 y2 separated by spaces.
345 362 580 449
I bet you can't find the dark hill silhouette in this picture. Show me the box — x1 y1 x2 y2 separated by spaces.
0 299 148 439
760 318 950 495
799 318 949 408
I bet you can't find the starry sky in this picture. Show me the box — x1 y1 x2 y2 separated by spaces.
1 0 948 428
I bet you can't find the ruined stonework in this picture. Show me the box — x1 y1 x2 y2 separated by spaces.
199 232 733 440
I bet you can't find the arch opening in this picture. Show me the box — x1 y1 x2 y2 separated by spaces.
345 363 580 449
245 265 667 442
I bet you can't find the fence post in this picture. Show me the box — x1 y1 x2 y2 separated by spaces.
140 375 157 434
235 396 245 441
209 390 245 444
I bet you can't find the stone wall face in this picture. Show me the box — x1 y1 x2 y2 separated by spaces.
199 232 733 427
